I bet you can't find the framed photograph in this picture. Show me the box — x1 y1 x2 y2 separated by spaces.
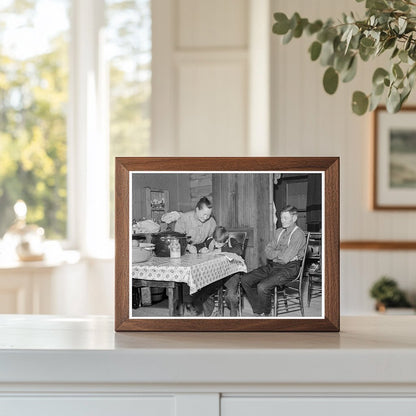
115 157 339 332
373 106 416 210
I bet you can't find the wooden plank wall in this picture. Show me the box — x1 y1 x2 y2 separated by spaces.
212 173 273 271
190 173 212 208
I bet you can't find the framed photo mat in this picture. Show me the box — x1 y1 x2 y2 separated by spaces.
115 157 339 332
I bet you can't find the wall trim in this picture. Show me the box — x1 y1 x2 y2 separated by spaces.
341 241 416 250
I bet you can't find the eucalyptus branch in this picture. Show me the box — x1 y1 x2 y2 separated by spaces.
272 0 416 115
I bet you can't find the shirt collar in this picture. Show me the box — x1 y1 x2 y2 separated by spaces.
283 223 297 233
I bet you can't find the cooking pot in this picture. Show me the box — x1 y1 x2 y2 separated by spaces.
151 231 188 257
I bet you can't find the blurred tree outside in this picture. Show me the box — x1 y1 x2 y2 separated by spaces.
0 0 69 239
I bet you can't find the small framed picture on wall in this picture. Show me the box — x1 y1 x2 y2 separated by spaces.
374 106 416 210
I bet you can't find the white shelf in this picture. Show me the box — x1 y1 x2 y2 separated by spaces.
0 315 415 386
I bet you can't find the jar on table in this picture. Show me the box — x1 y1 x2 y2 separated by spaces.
169 237 181 258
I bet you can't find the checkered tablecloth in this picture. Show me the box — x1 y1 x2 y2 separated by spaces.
131 253 247 294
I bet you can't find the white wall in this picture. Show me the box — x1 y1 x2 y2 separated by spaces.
152 0 250 156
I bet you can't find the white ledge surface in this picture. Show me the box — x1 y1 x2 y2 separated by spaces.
0 315 415 386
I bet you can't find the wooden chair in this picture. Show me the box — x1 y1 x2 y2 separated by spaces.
216 231 248 316
273 232 310 317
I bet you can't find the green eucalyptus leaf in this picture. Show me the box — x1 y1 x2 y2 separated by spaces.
372 68 389 85
383 37 396 50
384 77 391 87
297 18 309 37
391 47 399 59
282 29 294 44
360 37 375 48
307 20 323 35
290 12 301 29
387 87 401 113
333 35 342 52
408 71 416 89
323 67 339 94
293 18 307 38
393 63 404 79
408 63 416 77
393 0 409 12
342 56 358 82
334 52 351 72
273 13 290 34
369 92 383 111
399 50 409 63
317 29 328 43
400 89 411 106
409 45 416 60
359 44 375 61
374 82 385 96
396 80 404 89
366 0 388 10
309 41 322 61
352 91 369 115
405 34 413 51
350 33 361 49
320 40 335 66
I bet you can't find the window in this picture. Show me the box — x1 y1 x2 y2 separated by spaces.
0 0 151 253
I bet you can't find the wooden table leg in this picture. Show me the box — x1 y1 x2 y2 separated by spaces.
176 283 185 316
167 286 174 317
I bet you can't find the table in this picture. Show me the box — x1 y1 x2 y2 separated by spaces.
132 253 247 315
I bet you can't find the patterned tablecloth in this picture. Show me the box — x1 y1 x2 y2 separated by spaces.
131 253 247 294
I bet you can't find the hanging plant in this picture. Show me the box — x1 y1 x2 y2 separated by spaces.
272 0 416 115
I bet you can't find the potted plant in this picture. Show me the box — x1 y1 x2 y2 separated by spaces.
369 276 412 312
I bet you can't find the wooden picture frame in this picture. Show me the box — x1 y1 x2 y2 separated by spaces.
115 157 339 332
373 106 416 210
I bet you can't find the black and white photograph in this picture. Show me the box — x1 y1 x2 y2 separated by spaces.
130 171 324 319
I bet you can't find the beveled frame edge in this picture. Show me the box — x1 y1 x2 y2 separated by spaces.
115 157 340 332
373 106 416 210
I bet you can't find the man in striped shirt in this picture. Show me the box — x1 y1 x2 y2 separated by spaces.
241 205 306 316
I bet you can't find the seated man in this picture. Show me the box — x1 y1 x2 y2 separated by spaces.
240 205 306 316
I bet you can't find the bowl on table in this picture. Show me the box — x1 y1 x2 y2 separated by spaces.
132 246 153 263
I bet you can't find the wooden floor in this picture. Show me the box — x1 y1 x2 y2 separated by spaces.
132 291 322 318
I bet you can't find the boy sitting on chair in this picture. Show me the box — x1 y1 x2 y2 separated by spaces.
240 205 306 317
200 226 242 255
199 226 244 317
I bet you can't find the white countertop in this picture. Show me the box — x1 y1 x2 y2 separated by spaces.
0 315 415 388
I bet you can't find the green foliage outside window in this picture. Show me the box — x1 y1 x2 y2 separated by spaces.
0 1 69 239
